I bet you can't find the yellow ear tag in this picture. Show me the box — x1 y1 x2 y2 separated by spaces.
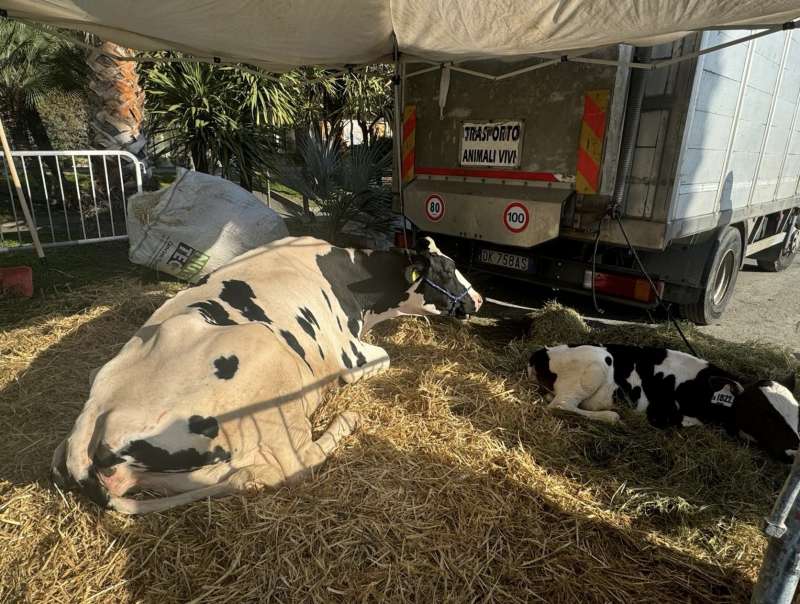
411 269 420 282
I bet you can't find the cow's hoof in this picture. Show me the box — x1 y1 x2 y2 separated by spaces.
340 411 362 432
598 411 620 424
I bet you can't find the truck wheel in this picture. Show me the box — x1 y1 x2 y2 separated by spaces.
756 219 798 272
680 226 741 325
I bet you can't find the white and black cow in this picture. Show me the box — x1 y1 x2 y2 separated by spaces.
528 344 799 461
51 236 482 514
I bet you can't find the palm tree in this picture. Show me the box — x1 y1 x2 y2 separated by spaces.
0 20 87 152
145 60 299 190
85 42 146 158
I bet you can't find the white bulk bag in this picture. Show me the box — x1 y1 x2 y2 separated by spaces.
127 170 289 282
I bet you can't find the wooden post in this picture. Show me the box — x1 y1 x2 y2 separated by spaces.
0 115 45 259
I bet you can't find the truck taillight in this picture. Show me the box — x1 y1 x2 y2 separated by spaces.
394 230 413 248
583 270 664 304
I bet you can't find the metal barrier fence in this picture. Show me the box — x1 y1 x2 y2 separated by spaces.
0 150 143 253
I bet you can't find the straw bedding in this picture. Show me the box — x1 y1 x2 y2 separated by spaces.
1 280 797 602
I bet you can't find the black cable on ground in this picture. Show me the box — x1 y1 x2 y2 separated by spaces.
590 213 606 315
612 209 698 357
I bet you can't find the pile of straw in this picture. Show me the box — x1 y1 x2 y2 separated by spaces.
0 282 795 602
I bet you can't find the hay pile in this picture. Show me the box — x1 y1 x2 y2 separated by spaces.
0 285 795 602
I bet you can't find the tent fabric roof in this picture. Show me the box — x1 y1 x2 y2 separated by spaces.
3 0 800 70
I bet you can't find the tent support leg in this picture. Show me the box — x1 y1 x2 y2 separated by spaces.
0 115 45 259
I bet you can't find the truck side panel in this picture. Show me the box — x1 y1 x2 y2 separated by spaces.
669 29 800 235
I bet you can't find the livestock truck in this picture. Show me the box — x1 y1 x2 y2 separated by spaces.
395 28 800 324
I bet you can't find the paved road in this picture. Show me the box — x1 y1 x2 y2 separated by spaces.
698 259 800 353
469 258 800 354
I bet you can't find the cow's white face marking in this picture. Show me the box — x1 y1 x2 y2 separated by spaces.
761 382 799 432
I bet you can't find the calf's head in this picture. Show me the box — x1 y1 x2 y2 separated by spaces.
403 237 483 319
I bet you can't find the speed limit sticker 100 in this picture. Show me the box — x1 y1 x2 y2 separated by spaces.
503 202 529 233
424 194 445 222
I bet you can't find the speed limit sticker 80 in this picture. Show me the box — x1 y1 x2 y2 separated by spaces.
424 194 445 222
503 202 529 233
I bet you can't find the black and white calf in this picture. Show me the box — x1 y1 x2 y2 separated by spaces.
51 236 482 514
528 344 799 461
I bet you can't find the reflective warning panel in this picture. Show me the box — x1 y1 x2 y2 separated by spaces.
576 90 609 194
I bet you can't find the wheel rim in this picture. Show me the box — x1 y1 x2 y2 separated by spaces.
712 249 735 306
784 226 799 257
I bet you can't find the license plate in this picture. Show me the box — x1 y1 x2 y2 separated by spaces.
478 249 532 272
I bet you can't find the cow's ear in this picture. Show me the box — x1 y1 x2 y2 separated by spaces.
708 376 743 394
780 372 797 392
404 261 426 284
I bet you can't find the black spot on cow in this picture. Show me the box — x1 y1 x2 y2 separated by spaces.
341 350 353 369
604 356 612 366
220 279 271 324
350 341 367 367
120 439 231 472
280 329 314 373
213 354 239 380
300 307 320 329
347 317 361 338
189 274 210 288
189 300 237 326
188 415 220 439
316 247 408 329
530 348 557 392
93 442 125 477
321 289 333 311
630 386 642 402
297 316 316 340
336 316 343 332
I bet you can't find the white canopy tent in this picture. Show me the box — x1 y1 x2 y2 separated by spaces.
3 0 800 69
3 0 800 258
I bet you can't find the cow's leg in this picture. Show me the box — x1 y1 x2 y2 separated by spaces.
227 463 287 492
580 382 616 411
549 395 620 423
548 363 619 423
341 342 390 384
300 411 361 467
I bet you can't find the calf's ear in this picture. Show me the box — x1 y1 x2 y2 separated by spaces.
708 376 743 395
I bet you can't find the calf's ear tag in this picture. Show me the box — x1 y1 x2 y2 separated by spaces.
405 266 420 283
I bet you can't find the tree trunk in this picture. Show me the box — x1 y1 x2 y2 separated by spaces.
357 119 370 146
86 42 146 159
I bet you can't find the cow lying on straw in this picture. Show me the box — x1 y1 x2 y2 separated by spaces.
528 344 799 461
51 236 482 514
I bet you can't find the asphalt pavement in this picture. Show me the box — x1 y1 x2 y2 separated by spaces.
468 258 800 355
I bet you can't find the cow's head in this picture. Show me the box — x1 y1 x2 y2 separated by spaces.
403 237 483 319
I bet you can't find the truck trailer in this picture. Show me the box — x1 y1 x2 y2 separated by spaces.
397 28 800 324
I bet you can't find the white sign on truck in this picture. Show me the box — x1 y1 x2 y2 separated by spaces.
460 121 524 168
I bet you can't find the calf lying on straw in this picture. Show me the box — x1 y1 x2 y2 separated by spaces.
528 344 799 461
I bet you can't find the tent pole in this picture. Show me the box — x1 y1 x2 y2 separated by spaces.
0 115 45 259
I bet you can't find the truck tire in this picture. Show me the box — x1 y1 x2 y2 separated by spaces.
680 226 741 325
756 218 798 272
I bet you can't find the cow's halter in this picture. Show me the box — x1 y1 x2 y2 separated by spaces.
421 277 472 316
